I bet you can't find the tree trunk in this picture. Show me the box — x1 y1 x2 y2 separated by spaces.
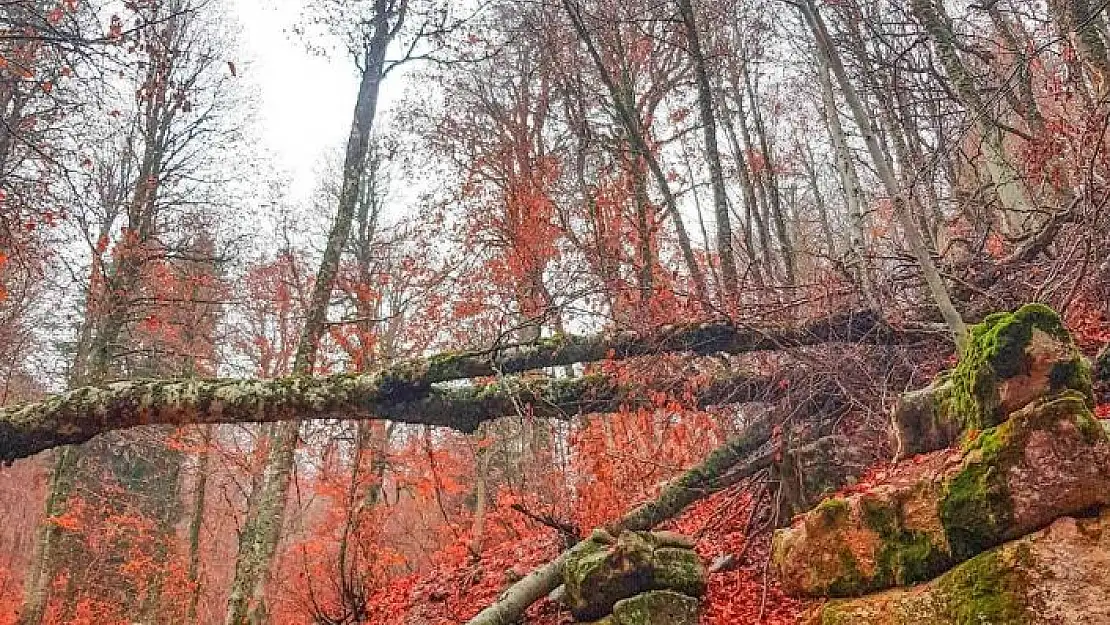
561 0 711 310
18 23 179 619
800 0 968 346
744 65 796 284
817 54 873 305
725 74 778 283
223 3 393 621
678 0 738 298
0 310 929 462
186 427 212 624
910 0 1037 233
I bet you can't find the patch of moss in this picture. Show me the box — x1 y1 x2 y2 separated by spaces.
423 350 470 381
1049 359 1093 398
814 497 849 528
944 303 1080 432
937 549 1028 625
940 428 1015 560
1076 410 1108 445
860 497 950 588
823 547 866 596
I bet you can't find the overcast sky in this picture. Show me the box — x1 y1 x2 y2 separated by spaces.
232 0 360 200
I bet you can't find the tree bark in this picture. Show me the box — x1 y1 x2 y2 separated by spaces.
0 309 935 462
186 426 212 624
678 0 738 298
223 2 395 621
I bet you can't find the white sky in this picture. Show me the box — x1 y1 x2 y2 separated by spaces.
232 0 360 200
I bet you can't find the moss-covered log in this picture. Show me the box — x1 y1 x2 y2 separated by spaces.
0 308 913 463
370 308 927 389
0 370 780 463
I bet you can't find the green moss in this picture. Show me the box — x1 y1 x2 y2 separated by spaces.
822 547 865 596
937 549 1028 625
424 351 468 380
650 547 706 597
611 590 699 625
940 429 1014 560
814 497 849 528
1078 410 1105 444
941 392 1098 560
860 496 950 588
537 332 568 349
944 303 1080 432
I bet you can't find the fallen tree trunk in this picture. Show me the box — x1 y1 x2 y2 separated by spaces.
464 417 776 625
0 371 781 463
0 309 923 463
409 309 931 383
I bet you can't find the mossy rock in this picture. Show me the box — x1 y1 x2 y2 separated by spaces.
894 305 1093 459
945 303 1091 432
650 548 707 598
611 590 700 625
564 532 655 620
563 531 705 620
772 475 956 598
774 393 1110 598
891 379 961 460
939 391 1109 559
803 509 1110 625
779 435 874 519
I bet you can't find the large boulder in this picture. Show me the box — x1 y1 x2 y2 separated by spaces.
802 509 1110 625
563 530 706 621
892 304 1092 459
773 392 1110 597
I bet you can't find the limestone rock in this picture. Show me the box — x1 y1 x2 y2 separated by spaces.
611 590 700 625
892 304 1092 459
563 530 705 621
891 379 960 460
565 532 655 621
649 547 706 598
773 393 1110 598
792 434 873 505
803 510 1110 625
